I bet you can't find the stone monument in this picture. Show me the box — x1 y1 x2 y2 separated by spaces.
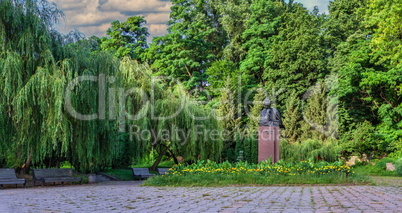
258 98 281 163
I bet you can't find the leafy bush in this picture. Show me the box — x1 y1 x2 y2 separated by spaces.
389 139 402 158
375 157 395 170
341 121 389 159
395 158 402 176
280 139 341 163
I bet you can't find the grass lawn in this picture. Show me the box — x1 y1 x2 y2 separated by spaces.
102 169 133 181
370 176 402 186
353 164 398 176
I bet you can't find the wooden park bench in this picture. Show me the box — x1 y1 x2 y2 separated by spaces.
0 168 26 188
32 168 82 186
131 168 155 180
157 168 170 175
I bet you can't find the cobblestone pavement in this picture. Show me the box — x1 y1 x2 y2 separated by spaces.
1 182 402 213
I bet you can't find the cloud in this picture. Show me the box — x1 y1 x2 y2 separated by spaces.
295 0 330 13
144 12 170 25
53 0 331 40
147 24 168 37
53 0 172 39
98 0 171 13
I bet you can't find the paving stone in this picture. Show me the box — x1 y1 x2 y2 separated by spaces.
1 183 402 212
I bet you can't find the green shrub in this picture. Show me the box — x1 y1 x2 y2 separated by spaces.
375 157 395 170
280 139 341 163
341 121 389 159
389 139 402 158
395 158 402 176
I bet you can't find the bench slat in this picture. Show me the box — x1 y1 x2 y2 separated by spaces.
44 177 82 182
0 179 26 185
0 169 19 179
0 169 26 187
32 169 81 186
132 168 155 180
33 169 73 179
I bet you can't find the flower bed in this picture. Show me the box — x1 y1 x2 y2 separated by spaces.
167 160 353 176
143 160 368 187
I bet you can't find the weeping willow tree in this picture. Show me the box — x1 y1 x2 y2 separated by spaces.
62 43 123 172
0 0 64 169
0 0 123 172
8 43 124 173
117 59 223 170
12 52 70 169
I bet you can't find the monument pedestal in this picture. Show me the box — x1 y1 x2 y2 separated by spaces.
258 126 280 163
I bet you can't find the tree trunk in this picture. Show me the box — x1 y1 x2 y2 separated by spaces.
21 149 33 175
168 149 179 164
150 146 169 172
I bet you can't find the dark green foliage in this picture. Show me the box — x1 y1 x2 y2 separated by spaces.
101 16 149 60
145 0 226 90
341 121 389 159
239 135 258 164
240 0 285 86
282 92 302 142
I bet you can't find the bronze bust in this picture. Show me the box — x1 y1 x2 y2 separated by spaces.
258 98 281 127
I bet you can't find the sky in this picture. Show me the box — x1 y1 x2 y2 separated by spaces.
53 0 330 39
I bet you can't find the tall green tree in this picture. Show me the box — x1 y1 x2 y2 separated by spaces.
263 2 327 106
326 0 370 133
211 0 251 63
361 0 402 149
145 0 226 90
101 16 149 60
0 0 64 169
240 0 285 86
